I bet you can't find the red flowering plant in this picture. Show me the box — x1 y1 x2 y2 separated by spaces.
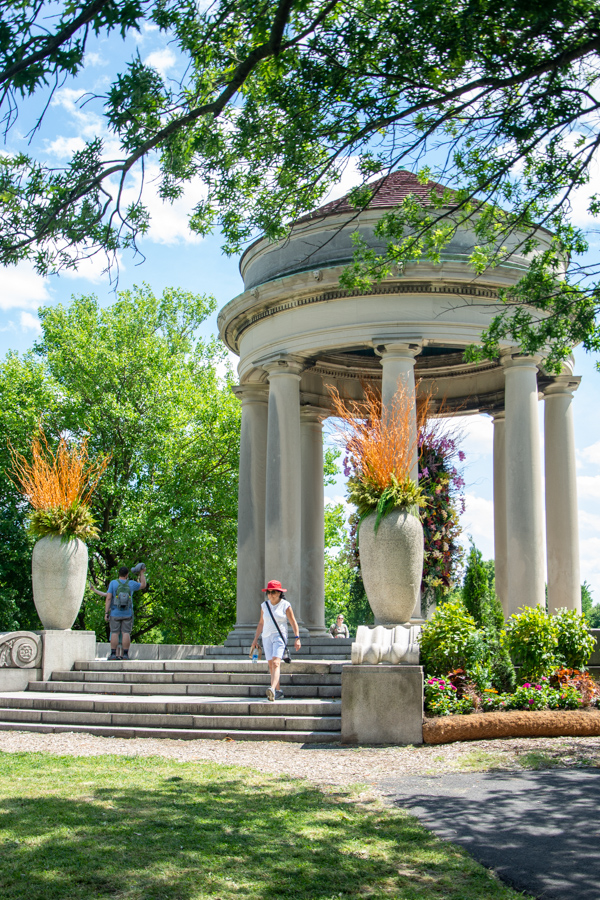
418 421 466 609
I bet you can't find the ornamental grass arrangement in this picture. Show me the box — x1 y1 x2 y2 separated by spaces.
9 429 110 541
328 382 428 531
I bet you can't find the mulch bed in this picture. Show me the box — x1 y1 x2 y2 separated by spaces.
423 709 600 745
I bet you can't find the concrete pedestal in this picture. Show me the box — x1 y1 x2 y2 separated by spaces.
39 630 96 681
341 665 424 745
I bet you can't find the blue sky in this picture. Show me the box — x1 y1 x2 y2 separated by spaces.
2 22 600 601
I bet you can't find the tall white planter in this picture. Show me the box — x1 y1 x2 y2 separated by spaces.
359 509 424 625
32 536 88 630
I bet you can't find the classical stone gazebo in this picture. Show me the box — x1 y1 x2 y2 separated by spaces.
218 171 581 644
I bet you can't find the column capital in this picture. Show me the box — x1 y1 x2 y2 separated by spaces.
254 353 304 378
500 351 543 371
489 409 506 422
543 374 581 397
232 383 269 404
300 404 328 424
374 340 421 362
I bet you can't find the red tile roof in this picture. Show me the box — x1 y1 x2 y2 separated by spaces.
299 170 449 222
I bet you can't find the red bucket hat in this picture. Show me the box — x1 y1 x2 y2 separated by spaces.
262 580 287 593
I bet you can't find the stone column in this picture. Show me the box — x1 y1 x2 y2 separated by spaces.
229 384 268 640
376 342 420 483
263 357 307 631
491 411 508 618
502 354 546 614
544 374 582 613
300 406 327 635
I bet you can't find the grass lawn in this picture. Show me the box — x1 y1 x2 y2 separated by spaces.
0 751 531 900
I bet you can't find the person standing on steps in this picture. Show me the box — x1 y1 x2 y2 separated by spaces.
329 614 349 638
250 579 301 701
105 564 147 660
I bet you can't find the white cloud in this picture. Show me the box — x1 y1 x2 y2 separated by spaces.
20 311 41 333
461 493 494 549
50 88 104 140
144 48 177 79
86 52 107 67
577 474 600 500
453 413 493 456
45 135 87 159
215 349 239 380
0 261 50 311
118 164 208 246
579 509 600 533
580 441 600 466
59 251 124 284
319 157 362 205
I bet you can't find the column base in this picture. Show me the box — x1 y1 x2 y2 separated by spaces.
304 625 328 637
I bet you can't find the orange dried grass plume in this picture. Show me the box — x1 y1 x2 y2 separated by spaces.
329 382 431 489
10 429 110 511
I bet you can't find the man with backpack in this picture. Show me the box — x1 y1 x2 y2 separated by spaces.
105 564 147 660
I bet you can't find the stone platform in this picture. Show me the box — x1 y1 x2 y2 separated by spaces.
96 635 354 661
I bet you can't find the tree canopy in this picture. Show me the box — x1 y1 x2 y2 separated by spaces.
2 1 600 365
0 285 241 642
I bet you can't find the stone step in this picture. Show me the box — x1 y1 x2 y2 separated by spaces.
28 679 340 698
2 691 341 718
0 721 338 743
0 707 340 733
224 636 353 646
52 670 341 686
77 660 346 674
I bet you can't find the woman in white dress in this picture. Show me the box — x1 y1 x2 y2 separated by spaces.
250 579 301 701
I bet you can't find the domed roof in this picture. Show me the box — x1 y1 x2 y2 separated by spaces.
299 169 449 222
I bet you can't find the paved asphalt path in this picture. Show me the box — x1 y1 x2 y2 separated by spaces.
379 768 600 900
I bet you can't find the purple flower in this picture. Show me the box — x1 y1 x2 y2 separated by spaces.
458 451 466 462
528 699 534 704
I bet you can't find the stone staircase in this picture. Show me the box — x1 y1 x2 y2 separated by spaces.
0 659 345 743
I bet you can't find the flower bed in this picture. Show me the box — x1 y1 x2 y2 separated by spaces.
423 709 600 744
424 671 592 717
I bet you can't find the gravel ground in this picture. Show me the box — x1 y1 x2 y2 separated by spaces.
1 730 600 786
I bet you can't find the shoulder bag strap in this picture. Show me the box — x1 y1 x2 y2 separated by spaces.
264 601 288 648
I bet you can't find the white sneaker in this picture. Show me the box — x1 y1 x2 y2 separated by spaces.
266 687 275 702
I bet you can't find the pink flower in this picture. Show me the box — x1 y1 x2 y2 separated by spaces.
528 699 534 704
523 683 531 688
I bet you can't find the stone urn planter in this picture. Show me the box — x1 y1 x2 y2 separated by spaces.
32 536 88 630
359 508 424 625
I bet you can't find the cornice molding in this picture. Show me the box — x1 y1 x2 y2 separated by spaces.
221 279 502 351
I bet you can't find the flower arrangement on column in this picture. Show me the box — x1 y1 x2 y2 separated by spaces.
329 385 426 624
10 429 110 630
418 424 466 612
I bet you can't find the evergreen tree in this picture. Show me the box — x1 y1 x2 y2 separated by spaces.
462 542 516 692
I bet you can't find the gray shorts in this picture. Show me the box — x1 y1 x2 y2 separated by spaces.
109 616 133 635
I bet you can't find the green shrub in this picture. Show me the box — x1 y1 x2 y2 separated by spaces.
501 606 560 682
554 608 596 670
419 600 480 675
